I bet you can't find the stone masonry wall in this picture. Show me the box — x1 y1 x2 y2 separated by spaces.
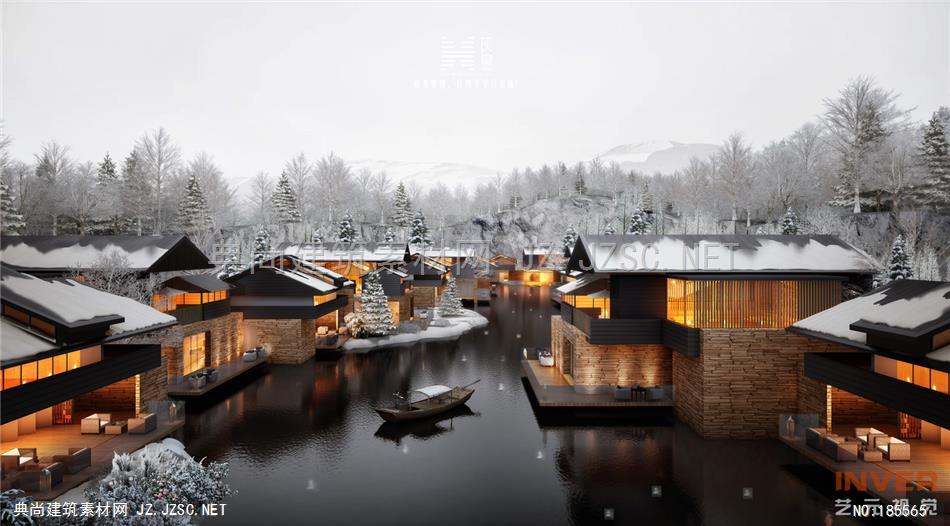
831 386 898 425
244 318 316 364
673 329 856 439
551 316 671 390
413 286 439 309
136 355 168 414
162 312 244 378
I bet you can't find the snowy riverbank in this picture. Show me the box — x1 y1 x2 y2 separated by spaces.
343 310 489 353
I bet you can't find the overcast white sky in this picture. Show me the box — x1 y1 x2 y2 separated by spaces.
3 2 948 179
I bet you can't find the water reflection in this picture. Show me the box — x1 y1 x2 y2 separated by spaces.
182 284 862 526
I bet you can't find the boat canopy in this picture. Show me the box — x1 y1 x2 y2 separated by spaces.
413 385 453 398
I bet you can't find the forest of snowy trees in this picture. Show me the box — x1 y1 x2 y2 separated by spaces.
1 76 947 279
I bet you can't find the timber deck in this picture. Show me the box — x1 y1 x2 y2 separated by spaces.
521 359 675 408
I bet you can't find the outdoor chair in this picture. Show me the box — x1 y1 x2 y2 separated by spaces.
18 467 52 492
128 413 157 434
52 448 91 474
876 437 911 461
81 413 110 434
2 448 37 470
821 435 858 461
24 461 63 488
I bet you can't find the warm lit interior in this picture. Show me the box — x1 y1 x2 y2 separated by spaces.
182 333 207 376
666 278 840 328
152 290 229 312
563 294 611 319
522 270 556 285
1 346 102 391
314 292 338 305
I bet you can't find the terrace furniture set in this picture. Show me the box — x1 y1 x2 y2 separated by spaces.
1 447 90 492
82 412 156 435
315 326 340 347
243 346 266 362
806 427 911 462
188 368 219 389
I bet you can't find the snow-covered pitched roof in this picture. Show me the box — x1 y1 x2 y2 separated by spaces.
284 242 405 264
1 319 57 361
1 268 177 363
273 268 337 293
556 275 608 295
523 247 554 256
793 280 950 350
569 235 878 274
0 235 211 273
1 270 176 331
161 274 231 293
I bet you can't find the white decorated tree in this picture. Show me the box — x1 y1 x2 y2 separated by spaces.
357 271 394 337
886 234 913 283
603 221 616 235
176 174 213 234
628 207 649 234
310 226 323 244
781 207 800 235
391 182 413 228
383 226 397 242
437 277 465 316
337 210 358 242
252 225 271 263
408 209 431 245
1 180 24 234
561 226 578 254
271 171 302 224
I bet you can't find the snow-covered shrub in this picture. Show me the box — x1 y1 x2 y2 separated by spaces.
52 440 231 526
344 311 369 338
1 489 34 526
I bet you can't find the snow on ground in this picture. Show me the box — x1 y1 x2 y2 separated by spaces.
343 310 488 353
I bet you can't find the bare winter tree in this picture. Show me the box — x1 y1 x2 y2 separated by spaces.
715 132 754 228
33 141 73 234
284 153 313 223
822 76 910 213
871 129 919 217
314 152 352 223
136 127 181 233
70 251 158 304
182 152 236 229
788 122 830 202
371 171 392 224
66 161 98 233
248 170 273 225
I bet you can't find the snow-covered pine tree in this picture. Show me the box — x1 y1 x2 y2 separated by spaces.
628 207 649 234
561 226 578 254
437 276 465 316
574 173 587 195
640 182 654 214
176 174 213 234
252 225 271 263
603 222 616 235
392 182 413 228
914 109 950 207
337 210 358 242
409 209 431 245
358 271 394 336
886 234 913 283
271 171 302 224
217 253 242 279
781 207 800 235
95 152 125 234
310 226 323 244
0 180 24 234
384 226 397 242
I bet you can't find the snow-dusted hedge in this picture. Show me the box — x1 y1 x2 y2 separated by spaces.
52 439 231 526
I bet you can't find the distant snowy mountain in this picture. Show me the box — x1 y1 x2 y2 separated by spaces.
345 159 500 191
596 141 718 174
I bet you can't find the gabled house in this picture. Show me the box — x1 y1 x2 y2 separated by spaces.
0 235 214 278
404 256 448 309
225 255 354 363
544 234 878 438
451 262 491 304
151 274 245 389
1 265 176 440
790 280 949 441
283 242 406 291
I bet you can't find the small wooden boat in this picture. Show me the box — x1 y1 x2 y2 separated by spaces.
374 380 479 423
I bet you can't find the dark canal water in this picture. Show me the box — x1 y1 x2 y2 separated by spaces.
182 284 863 526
